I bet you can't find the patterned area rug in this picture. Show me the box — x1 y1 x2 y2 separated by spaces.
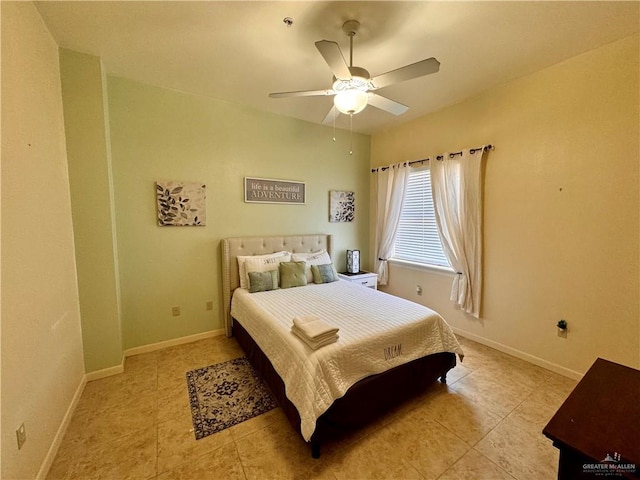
186 357 277 440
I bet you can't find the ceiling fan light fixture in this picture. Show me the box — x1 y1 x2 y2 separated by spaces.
334 89 368 115
268 18 441 126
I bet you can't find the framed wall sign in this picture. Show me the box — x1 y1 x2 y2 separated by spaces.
244 177 305 204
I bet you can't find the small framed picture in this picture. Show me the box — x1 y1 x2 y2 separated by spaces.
156 181 206 226
329 190 355 222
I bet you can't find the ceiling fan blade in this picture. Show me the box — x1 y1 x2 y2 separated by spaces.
315 40 352 81
269 89 334 98
367 93 409 116
322 105 340 125
371 57 440 89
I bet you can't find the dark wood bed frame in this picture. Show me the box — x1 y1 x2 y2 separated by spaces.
221 234 457 458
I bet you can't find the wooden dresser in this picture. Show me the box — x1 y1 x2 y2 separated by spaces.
543 358 639 479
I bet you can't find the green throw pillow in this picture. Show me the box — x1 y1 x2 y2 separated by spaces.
279 261 308 289
248 270 279 293
311 263 338 284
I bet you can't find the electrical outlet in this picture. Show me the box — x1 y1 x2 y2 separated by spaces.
171 306 181 317
557 319 568 338
16 423 26 450
206 301 213 311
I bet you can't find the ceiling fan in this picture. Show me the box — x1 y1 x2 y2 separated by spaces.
269 19 440 124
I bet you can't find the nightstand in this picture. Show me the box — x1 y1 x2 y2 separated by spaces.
338 271 378 290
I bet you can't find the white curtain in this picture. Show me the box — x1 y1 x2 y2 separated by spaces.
374 162 409 285
430 148 486 317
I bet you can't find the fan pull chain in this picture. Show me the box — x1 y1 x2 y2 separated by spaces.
332 113 336 142
349 114 353 155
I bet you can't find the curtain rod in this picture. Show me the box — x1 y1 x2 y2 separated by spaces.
371 144 493 173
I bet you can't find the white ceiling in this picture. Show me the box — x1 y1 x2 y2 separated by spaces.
36 1 639 135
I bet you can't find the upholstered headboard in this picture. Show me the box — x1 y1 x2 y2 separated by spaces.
221 234 333 337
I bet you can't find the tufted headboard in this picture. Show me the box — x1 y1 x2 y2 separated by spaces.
221 233 333 337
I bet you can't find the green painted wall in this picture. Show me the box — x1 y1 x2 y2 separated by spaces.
107 76 371 349
59 49 123 372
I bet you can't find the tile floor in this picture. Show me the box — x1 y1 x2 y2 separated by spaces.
47 335 577 480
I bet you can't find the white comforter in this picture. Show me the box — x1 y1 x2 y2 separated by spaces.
230 280 464 441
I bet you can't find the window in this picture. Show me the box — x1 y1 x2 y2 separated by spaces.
393 167 451 268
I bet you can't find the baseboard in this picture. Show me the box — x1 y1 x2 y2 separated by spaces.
124 328 225 357
37 329 225 478
452 327 584 380
85 361 125 381
83 329 226 381
36 375 87 480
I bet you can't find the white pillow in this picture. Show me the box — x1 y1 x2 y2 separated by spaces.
291 250 333 283
237 251 291 289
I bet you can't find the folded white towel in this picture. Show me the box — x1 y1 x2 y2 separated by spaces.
292 316 339 340
291 325 337 343
292 315 320 328
291 326 338 350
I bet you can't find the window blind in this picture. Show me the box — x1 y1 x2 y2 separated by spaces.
394 168 451 267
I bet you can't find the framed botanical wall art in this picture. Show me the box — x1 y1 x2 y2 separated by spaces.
156 181 206 226
329 190 355 223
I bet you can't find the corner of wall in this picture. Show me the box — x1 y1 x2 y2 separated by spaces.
59 49 124 373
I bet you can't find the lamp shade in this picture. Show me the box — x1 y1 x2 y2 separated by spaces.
334 89 368 115
346 249 360 274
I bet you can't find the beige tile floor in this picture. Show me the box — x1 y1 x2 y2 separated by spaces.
47 335 577 480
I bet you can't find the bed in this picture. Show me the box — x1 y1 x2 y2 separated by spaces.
221 233 463 458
